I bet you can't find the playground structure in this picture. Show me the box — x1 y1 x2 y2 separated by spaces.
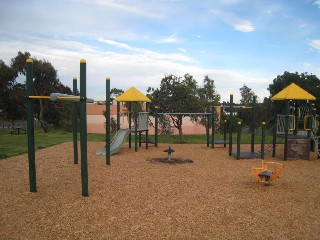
26 59 112 197
271 83 319 160
211 119 229 148
224 94 267 159
252 161 285 185
96 86 152 155
24 61 318 199
96 128 131 155
232 121 266 160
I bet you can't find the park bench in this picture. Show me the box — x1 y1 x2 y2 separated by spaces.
9 127 27 135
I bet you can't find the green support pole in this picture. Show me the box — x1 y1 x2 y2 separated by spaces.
261 122 266 159
229 94 233 156
26 59 37 192
155 107 158 147
308 101 312 138
79 59 89 196
145 103 149 150
223 120 227 148
117 102 120 131
135 112 138 152
211 101 215 149
251 95 256 153
129 102 132 149
284 100 289 160
106 77 111 165
206 114 210 147
72 77 78 165
272 102 277 157
294 101 298 135
236 122 241 160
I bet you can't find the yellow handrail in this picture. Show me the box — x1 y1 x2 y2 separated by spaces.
304 115 311 130
289 116 295 131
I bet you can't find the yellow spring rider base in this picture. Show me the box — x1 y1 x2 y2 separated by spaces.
252 162 284 185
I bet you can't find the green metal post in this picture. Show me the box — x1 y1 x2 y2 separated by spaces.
117 102 120 131
145 103 149 149
135 112 138 152
229 94 233 156
284 100 289 160
211 101 215 148
206 113 210 147
129 102 132 148
251 95 256 153
106 77 111 165
261 122 266 159
26 59 37 192
236 122 241 160
72 77 78 165
155 107 158 147
294 101 298 135
272 102 277 157
223 120 227 148
308 101 312 138
79 59 89 196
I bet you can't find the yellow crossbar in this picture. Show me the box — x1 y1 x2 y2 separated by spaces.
57 96 80 100
27 96 50 99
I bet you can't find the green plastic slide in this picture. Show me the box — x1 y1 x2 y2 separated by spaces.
96 129 131 155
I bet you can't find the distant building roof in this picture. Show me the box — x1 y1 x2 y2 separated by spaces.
271 83 316 101
115 87 151 102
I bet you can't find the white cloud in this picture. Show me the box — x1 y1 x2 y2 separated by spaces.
97 37 192 62
82 0 167 19
310 40 320 50
211 9 254 32
218 0 240 4
97 38 136 51
158 33 179 43
177 48 187 53
314 0 320 8
0 34 270 103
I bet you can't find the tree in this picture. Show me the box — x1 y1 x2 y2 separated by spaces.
0 60 23 123
147 74 205 143
238 84 256 126
0 51 73 131
110 88 124 102
268 71 320 115
197 75 221 130
239 84 255 105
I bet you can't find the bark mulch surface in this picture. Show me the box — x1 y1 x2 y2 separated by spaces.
1 142 319 239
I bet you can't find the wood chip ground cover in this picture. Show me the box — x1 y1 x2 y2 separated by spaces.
0 142 319 239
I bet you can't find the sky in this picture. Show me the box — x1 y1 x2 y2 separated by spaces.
0 0 319 103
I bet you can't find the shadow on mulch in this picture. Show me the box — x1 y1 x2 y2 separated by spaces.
147 158 194 165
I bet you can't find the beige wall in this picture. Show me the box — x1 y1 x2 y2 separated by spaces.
86 104 219 134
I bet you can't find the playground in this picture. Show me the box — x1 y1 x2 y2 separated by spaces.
1 142 319 239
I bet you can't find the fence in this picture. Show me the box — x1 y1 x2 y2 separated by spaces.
0 119 41 131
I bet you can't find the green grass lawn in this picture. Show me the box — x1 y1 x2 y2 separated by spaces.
0 129 273 159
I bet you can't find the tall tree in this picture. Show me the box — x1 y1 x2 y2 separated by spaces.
110 88 124 102
0 60 21 122
238 84 256 126
197 75 221 129
147 74 203 142
8 51 72 132
268 71 320 115
239 84 255 105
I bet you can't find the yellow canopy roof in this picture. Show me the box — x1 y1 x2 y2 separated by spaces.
115 87 151 102
271 83 316 101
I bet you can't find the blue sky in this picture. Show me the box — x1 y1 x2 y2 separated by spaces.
0 0 319 102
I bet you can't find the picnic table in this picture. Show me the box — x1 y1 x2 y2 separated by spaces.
9 127 27 135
